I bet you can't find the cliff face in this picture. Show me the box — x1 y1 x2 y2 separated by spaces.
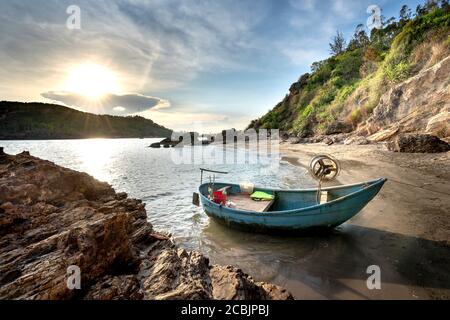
249 4 450 145
360 55 450 142
0 101 172 139
0 149 292 300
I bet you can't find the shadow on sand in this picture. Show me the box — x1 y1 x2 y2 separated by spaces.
202 221 450 299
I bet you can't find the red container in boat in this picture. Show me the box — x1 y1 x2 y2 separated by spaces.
213 191 227 205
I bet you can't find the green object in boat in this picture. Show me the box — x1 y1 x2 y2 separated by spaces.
250 191 274 201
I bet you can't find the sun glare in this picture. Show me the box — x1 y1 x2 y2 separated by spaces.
65 63 120 99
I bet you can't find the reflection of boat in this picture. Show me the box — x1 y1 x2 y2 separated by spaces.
198 179 386 233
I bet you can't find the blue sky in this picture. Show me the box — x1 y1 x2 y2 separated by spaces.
0 0 424 132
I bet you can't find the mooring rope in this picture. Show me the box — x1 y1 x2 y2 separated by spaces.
388 178 450 196
316 178 323 204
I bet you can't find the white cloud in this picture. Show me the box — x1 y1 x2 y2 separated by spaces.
281 47 329 67
289 0 315 11
113 106 126 112
141 108 251 133
332 0 357 20
41 91 169 115
0 0 271 98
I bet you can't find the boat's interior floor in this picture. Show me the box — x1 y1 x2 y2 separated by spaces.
227 194 274 212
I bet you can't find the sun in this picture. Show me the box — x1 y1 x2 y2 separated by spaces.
64 63 120 99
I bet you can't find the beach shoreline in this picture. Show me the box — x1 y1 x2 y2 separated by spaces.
277 142 450 299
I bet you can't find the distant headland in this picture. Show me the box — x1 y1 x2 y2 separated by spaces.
0 101 172 140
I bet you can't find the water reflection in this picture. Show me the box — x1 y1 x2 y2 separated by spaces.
0 138 362 298
74 139 114 182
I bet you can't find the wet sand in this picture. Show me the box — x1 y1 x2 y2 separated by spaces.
277 142 450 299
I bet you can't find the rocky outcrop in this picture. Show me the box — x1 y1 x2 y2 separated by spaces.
325 121 353 135
289 73 310 95
0 150 292 300
343 136 371 145
426 111 450 137
386 134 450 153
361 55 450 142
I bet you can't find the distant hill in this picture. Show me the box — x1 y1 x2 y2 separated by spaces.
0 101 172 140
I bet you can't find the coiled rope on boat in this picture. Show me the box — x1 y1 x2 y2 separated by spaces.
309 155 341 204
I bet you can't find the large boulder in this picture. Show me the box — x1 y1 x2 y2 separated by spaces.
325 121 353 135
387 134 450 153
280 131 290 142
426 111 450 138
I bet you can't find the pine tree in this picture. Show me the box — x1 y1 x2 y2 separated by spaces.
399 5 412 22
329 31 346 55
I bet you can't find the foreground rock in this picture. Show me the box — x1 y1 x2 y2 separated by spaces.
0 149 292 300
387 134 450 153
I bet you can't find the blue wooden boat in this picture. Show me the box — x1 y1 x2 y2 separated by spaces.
198 178 386 233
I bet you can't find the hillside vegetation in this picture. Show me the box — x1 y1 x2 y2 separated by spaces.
0 101 172 139
248 1 450 139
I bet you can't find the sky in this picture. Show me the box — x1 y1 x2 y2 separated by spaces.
0 0 424 133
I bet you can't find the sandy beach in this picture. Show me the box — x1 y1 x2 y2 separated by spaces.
278 142 450 299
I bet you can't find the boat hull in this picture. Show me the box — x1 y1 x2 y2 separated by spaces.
199 178 386 233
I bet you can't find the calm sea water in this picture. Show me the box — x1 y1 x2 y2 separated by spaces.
0 138 363 299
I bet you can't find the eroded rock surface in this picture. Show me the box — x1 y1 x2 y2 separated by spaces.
361 55 450 142
0 150 292 300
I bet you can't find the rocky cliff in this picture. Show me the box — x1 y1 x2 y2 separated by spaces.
0 148 292 300
249 3 450 149
359 55 450 142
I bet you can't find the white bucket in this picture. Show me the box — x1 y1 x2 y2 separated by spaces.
239 182 255 194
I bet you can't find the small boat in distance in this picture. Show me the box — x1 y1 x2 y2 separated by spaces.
197 178 387 233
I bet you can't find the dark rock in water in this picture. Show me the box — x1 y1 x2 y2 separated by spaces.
325 121 353 135
0 151 292 300
149 137 180 148
387 134 450 153
149 142 161 148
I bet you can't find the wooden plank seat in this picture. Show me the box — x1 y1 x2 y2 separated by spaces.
227 193 274 212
